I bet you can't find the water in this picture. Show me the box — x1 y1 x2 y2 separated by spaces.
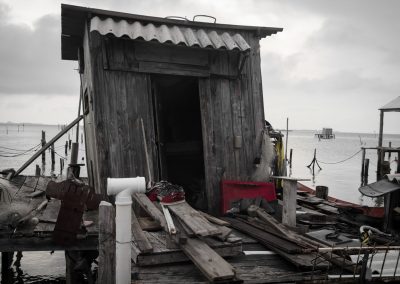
287 130 400 206
0 123 86 283
1 124 399 281
0 123 87 177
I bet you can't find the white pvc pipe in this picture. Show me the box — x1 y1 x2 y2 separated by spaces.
107 177 146 284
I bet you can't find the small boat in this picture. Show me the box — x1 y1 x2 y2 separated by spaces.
297 182 384 220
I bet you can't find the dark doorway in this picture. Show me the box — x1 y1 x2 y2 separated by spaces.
152 75 206 209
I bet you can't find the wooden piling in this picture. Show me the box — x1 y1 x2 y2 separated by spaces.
70 142 79 165
289 149 293 169
65 251 82 284
397 152 400 174
361 148 366 185
51 144 55 170
1 252 13 283
41 131 46 165
35 164 41 176
68 139 72 150
389 142 392 159
65 141 68 155
60 158 64 174
364 159 370 185
98 201 116 284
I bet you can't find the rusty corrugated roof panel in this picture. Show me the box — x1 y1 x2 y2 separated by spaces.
90 16 251 51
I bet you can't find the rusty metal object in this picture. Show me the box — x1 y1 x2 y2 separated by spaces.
46 179 102 244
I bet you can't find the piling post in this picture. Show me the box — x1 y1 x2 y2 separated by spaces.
364 159 370 185
41 131 46 165
361 148 366 185
51 144 55 170
389 142 392 159
1 252 13 283
397 152 400 174
65 141 68 155
69 139 72 150
60 158 64 174
271 177 309 227
98 201 116 284
289 149 293 169
35 165 41 176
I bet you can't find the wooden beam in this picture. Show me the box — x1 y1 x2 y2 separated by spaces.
98 201 116 284
282 180 297 227
166 201 220 237
180 238 236 282
133 193 167 230
13 115 84 177
132 209 153 253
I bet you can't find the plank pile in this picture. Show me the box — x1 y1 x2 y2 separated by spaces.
131 193 241 283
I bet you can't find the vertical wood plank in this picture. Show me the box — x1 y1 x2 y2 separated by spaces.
282 180 297 227
98 201 116 284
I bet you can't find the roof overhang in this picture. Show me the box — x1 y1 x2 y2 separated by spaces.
61 4 283 61
379 96 400 112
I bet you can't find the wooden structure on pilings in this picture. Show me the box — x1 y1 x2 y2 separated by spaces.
377 96 400 180
61 4 282 214
315 128 335 140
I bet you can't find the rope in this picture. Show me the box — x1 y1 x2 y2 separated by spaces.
54 151 68 160
317 149 363 165
0 144 41 157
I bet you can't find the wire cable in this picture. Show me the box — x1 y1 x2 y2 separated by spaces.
317 149 363 165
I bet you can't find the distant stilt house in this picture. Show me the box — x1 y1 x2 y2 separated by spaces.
315 128 335 140
61 4 282 214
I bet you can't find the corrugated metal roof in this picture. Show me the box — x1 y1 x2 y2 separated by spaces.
90 16 251 51
380 96 400 111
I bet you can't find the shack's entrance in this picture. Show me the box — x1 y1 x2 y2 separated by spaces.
151 75 206 209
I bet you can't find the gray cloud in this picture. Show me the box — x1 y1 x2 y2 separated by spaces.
0 4 78 96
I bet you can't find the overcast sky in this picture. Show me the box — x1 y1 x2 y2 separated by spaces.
0 0 399 133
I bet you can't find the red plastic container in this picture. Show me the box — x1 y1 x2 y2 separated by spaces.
220 180 276 214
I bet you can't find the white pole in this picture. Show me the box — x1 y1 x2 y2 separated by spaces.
107 177 146 284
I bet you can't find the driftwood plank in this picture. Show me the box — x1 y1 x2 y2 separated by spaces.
132 209 153 253
167 201 220 237
180 238 236 282
133 193 167 230
131 231 242 266
138 217 161 231
199 211 230 226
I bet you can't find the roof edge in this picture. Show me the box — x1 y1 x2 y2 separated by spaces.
62 4 283 37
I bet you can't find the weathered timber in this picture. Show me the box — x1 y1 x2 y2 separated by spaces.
133 193 167 230
138 217 162 231
98 201 115 284
0 236 98 252
131 209 153 253
225 217 303 254
166 201 220 237
180 237 236 282
199 211 230 226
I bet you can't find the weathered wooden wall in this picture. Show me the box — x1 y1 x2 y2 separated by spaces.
82 27 265 213
199 33 265 214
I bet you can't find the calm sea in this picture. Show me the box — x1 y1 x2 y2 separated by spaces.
0 124 399 282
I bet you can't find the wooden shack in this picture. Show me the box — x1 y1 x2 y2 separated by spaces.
61 4 282 214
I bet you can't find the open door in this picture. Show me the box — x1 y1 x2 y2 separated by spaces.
151 75 206 209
